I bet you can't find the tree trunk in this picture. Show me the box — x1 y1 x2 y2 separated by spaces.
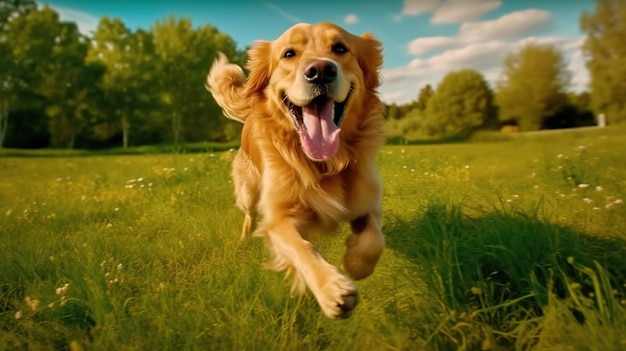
67 130 75 149
122 112 129 148
172 111 181 147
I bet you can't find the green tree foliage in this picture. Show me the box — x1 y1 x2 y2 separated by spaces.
543 91 596 129
424 69 493 137
416 84 434 111
581 0 626 125
495 43 571 131
0 0 41 147
0 0 36 24
386 103 399 120
88 17 157 148
3 6 106 148
153 16 241 146
42 21 104 148
1 2 245 149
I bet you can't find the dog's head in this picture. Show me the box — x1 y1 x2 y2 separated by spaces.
244 22 382 161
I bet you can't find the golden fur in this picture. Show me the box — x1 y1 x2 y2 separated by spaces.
206 22 385 319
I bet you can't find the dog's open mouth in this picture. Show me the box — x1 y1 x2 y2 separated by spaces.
284 91 350 161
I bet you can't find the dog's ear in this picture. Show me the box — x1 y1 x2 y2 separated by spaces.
358 33 383 91
244 40 272 97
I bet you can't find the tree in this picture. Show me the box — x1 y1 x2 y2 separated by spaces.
0 35 14 147
581 0 626 125
386 103 399 120
424 69 493 137
41 21 105 148
495 43 571 131
152 16 241 146
0 0 36 24
0 0 39 147
543 92 596 130
416 84 434 111
1 4 60 148
88 17 157 148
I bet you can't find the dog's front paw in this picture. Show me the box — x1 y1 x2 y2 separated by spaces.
316 272 359 319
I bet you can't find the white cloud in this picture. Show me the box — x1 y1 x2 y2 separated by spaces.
47 5 99 35
459 9 551 42
432 0 502 24
430 41 511 69
408 36 459 55
408 9 552 56
344 14 358 25
401 0 501 24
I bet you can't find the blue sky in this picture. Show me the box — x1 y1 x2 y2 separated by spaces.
42 0 595 104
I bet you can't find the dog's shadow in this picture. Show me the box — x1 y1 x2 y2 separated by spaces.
383 203 626 312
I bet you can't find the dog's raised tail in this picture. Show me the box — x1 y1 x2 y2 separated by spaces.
206 53 249 123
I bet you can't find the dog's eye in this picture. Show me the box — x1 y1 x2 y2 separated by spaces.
332 42 348 54
283 49 296 58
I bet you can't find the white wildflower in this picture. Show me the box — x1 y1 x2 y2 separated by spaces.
55 283 70 295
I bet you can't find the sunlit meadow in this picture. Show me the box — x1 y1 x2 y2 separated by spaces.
1 127 626 350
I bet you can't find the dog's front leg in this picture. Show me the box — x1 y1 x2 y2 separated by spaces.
257 218 359 319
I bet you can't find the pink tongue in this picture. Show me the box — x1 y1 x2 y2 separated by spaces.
300 98 341 160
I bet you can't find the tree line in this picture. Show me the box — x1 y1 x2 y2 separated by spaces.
1 0 245 149
1 0 624 149
385 0 625 141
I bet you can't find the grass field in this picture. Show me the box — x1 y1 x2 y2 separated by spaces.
2 127 626 350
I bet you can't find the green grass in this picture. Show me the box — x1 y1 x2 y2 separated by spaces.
1 127 626 350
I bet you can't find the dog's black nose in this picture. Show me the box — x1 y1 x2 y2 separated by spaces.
304 60 337 85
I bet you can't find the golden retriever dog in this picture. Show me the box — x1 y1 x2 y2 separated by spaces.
206 22 385 319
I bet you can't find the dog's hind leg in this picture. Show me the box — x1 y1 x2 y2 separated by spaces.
240 212 256 241
231 149 260 241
